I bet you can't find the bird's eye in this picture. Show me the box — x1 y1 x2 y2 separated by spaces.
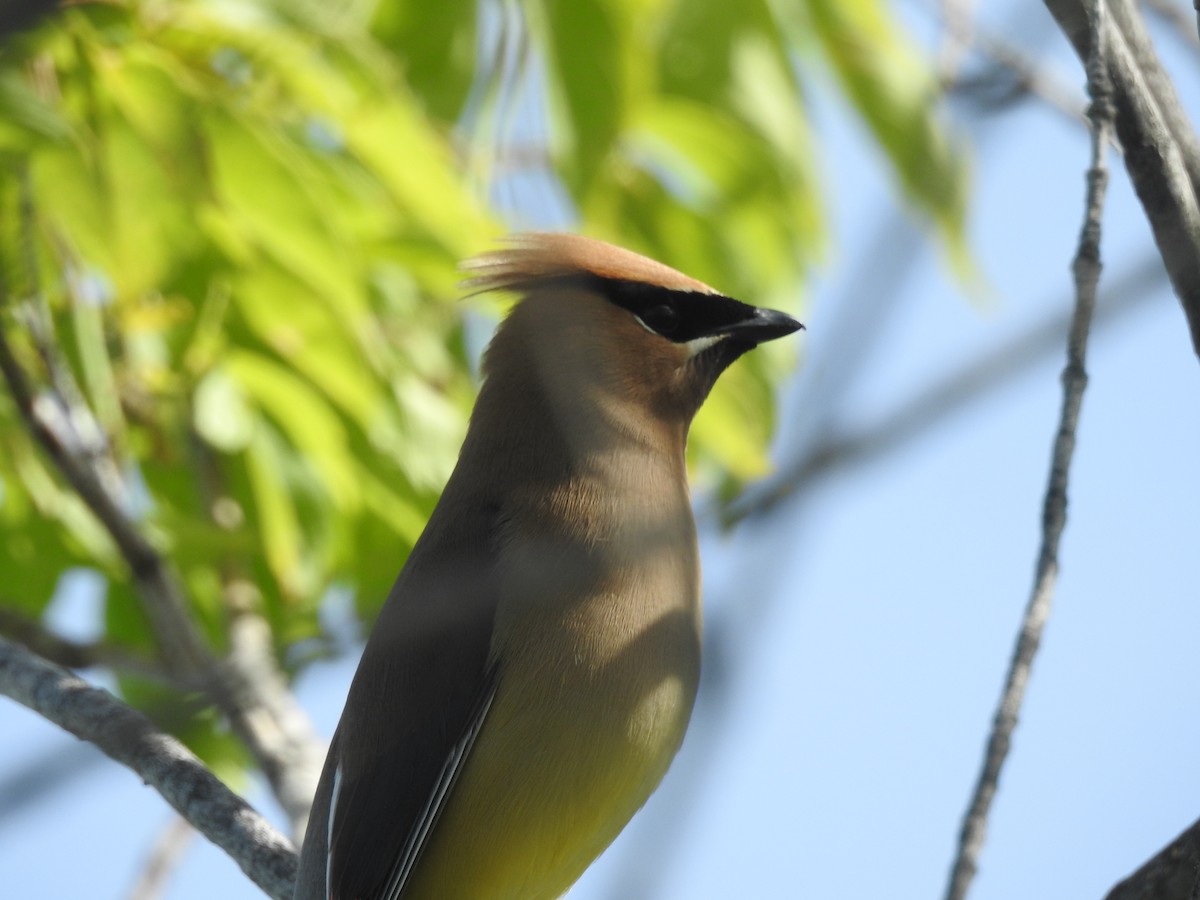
640 303 680 336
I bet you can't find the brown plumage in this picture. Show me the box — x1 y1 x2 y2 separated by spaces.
294 233 802 900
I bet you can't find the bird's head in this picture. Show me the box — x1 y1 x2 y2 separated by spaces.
463 233 803 449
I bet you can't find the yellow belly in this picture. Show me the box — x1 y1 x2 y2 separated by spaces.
402 604 700 900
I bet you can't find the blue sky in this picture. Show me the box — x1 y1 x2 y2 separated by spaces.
2 4 1199 899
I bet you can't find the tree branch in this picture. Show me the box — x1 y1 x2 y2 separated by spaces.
943 3 1113 896
1045 0 1200 360
0 606 174 683
189 432 327 841
946 36 1086 124
0 635 297 900
913 0 1088 124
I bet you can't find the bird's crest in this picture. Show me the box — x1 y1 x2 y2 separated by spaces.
461 233 718 298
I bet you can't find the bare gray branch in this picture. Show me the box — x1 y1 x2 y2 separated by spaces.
0 636 297 900
1046 0 1200 359
943 1 1113 896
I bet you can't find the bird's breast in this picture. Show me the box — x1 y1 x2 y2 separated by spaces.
401 478 702 899
490 503 702 753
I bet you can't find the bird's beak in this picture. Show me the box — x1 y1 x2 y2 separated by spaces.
716 307 804 344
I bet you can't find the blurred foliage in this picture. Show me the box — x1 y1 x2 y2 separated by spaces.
0 0 964 771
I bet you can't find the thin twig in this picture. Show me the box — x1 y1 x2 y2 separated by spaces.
946 37 1086 124
189 433 325 842
0 606 176 684
20 175 127 508
0 320 186 647
126 816 194 900
937 0 978 82
907 0 1088 124
943 3 1113 897
223 588 325 841
0 178 218 675
0 635 297 900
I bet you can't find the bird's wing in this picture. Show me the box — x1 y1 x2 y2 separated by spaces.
373 678 497 900
324 538 500 900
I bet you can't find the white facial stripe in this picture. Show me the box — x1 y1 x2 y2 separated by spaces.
633 312 725 357
685 334 723 357
632 314 658 336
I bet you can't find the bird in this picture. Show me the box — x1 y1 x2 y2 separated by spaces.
294 232 803 900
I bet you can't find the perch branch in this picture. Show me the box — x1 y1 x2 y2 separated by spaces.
0 635 297 900
943 2 1112 896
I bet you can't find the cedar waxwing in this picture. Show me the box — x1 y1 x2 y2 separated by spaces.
294 233 803 900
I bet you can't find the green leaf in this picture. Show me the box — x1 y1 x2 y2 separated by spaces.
690 353 779 479
535 0 626 193
805 0 969 257
244 425 307 600
0 72 73 150
204 111 365 310
341 96 495 256
227 264 386 433
226 349 360 513
371 0 479 120
0 468 89 616
657 0 780 103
